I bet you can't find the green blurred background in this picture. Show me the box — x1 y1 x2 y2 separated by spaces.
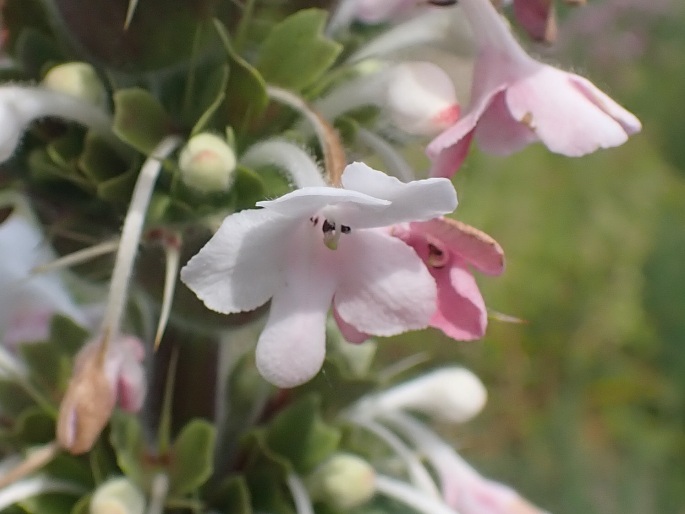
379 1 685 513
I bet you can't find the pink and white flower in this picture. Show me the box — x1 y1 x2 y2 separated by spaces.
335 217 504 343
181 162 457 388
427 0 641 178
384 411 549 514
395 217 504 340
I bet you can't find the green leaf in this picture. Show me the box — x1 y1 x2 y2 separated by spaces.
20 341 72 394
210 475 252 514
19 492 80 514
113 88 171 154
0 380 34 418
213 20 268 125
266 395 341 473
49 315 90 356
110 412 148 487
96 167 138 204
14 28 65 77
13 408 55 445
78 131 131 184
70 495 90 514
231 165 266 211
168 419 216 496
255 9 342 92
191 64 231 136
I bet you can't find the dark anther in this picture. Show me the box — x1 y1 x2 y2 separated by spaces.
340 225 351 234
427 0 458 6
322 219 335 233
310 216 319 225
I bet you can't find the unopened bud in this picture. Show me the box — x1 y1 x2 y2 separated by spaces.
42 62 107 109
386 62 459 136
307 454 376 509
178 133 236 193
374 367 486 423
90 477 146 514
57 341 117 455
57 335 147 455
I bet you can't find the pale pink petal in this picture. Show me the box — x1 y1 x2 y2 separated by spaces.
428 131 474 178
333 307 370 344
180 209 289 314
117 361 146 412
474 91 537 155
340 162 457 226
568 74 642 134
430 261 487 341
411 218 505 276
335 230 437 336
512 0 557 43
505 66 634 156
255 242 337 388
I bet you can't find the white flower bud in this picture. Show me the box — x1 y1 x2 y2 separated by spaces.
90 477 146 514
374 367 487 423
178 133 236 193
307 454 376 509
42 62 107 109
386 61 459 136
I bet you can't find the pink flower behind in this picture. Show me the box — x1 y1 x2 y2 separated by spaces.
512 0 557 43
427 0 641 178
395 217 504 340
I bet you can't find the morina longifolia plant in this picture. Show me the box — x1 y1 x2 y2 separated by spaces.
0 0 639 513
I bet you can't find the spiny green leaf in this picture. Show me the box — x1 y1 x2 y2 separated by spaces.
255 9 342 92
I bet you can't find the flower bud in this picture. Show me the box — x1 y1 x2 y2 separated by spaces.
375 367 486 423
386 62 459 136
307 454 376 509
90 477 146 514
56 336 147 455
178 133 236 193
42 62 107 109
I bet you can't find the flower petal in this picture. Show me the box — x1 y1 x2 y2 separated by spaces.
474 91 538 156
256 185 389 218
568 74 642 134
340 162 458 226
255 242 337 388
430 260 488 341
180 209 289 314
505 66 634 156
333 307 369 344
429 131 474 178
412 218 505 275
335 229 437 336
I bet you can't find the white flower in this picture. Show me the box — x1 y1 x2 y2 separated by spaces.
181 162 457 387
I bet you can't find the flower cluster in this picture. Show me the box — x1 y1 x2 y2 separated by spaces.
0 0 643 512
